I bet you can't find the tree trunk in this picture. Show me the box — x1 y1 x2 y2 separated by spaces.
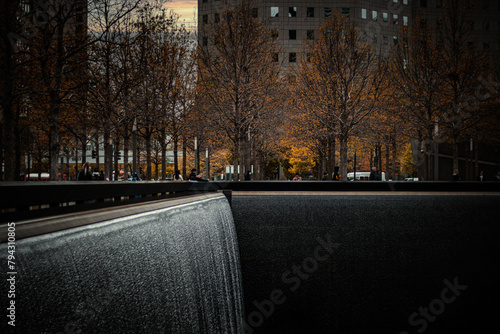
103 121 112 180
173 137 179 178
385 144 390 180
233 134 239 181
392 135 397 181
339 135 348 181
49 101 60 181
14 121 21 179
452 134 459 175
124 135 130 181
95 134 99 171
114 138 119 181
146 133 152 180
474 143 479 179
182 138 187 179
80 141 86 167
328 135 335 177
161 130 167 180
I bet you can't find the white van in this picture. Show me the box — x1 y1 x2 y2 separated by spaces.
346 171 386 181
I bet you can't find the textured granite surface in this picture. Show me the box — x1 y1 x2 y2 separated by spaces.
232 195 499 334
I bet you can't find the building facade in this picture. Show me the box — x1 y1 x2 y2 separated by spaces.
198 0 499 64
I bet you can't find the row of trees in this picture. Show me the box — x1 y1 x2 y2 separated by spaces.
1 0 200 181
196 0 499 181
1 0 499 181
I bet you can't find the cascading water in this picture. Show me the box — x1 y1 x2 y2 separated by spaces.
1 194 244 333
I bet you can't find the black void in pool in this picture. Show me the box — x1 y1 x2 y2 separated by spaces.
231 194 499 334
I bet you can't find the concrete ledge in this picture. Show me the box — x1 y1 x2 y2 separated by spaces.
232 191 500 196
214 181 500 192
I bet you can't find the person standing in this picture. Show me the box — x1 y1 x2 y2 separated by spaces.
332 166 340 181
477 171 485 181
369 167 377 181
173 170 183 181
78 162 93 181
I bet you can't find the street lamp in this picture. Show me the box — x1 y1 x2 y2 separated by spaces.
194 137 198 172
206 147 210 180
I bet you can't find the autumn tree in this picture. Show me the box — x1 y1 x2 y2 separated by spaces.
154 17 196 180
4 1 89 180
295 12 385 180
197 0 285 181
390 15 443 180
0 0 24 181
88 0 142 179
435 0 492 175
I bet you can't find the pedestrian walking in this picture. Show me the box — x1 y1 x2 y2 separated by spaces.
78 162 93 181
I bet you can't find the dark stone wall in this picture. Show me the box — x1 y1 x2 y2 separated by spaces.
232 195 499 334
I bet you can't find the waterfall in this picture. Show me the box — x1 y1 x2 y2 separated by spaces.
2 194 244 333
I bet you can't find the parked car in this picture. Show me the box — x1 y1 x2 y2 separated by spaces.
346 171 386 181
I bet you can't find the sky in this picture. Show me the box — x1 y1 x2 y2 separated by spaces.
168 0 198 28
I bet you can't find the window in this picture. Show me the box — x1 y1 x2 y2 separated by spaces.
325 7 332 17
272 53 279 62
393 14 399 24
203 0 207 2
289 7 297 17
484 21 490 31
202 15 208 24
307 7 314 17
342 8 350 17
383 35 388 45
484 0 490 9
420 0 427 7
436 0 442 7
289 52 297 63
383 12 388 22
484 43 490 50
403 0 408 4
252 8 258 18
271 7 279 17
21 2 30 12
403 16 408 26
307 30 314 40
361 8 367 19
362 31 367 42
393 36 398 45
372 10 378 21
214 13 220 23
289 30 296 40
373 33 377 43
